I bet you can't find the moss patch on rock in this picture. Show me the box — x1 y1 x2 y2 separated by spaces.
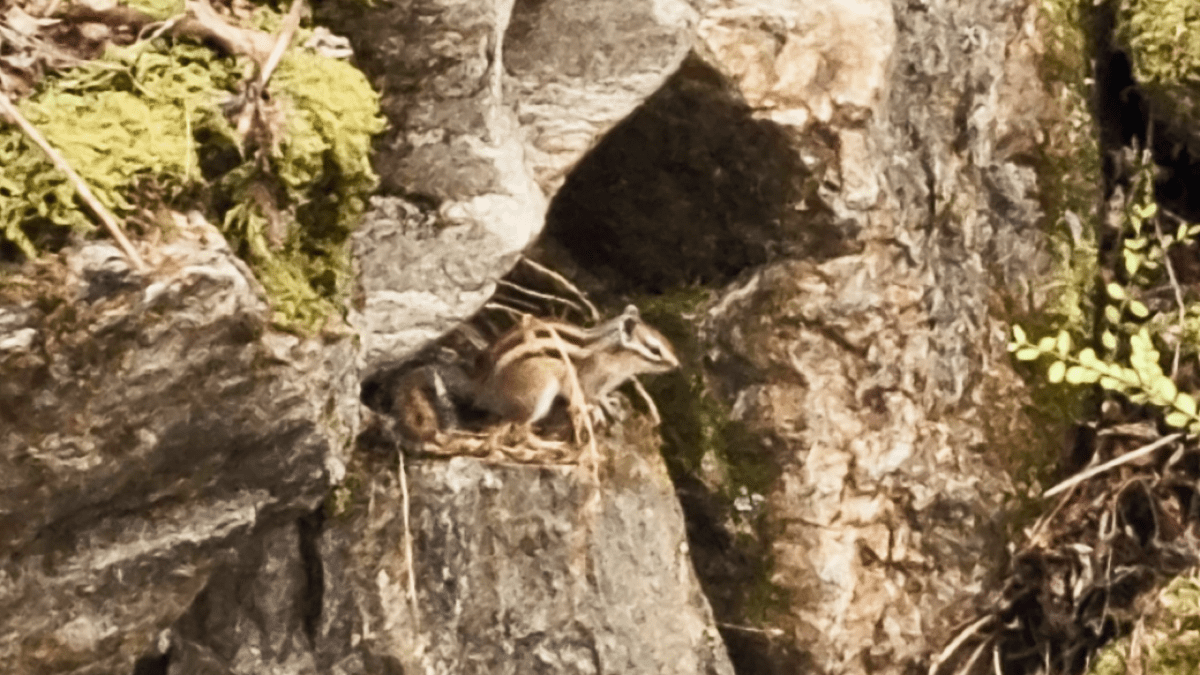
0 21 385 334
1115 0 1200 148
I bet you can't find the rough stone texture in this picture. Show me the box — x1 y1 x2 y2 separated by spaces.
0 0 1095 671
166 424 735 675
349 196 513 372
532 0 1066 672
681 0 1056 672
319 0 695 373
0 216 356 675
505 0 699 190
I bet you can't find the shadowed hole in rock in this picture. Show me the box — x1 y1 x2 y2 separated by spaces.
540 53 848 296
531 52 849 675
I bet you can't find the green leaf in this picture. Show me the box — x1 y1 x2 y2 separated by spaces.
1102 331 1117 351
1065 366 1100 384
1129 300 1149 318
1015 348 1042 361
1105 305 1122 324
1037 336 1056 352
1107 282 1127 301
1125 236 1148 250
1079 348 1098 366
1011 324 1027 344
1125 250 1141 276
1131 328 1152 352
1048 361 1066 383
1152 376 1178 404
1177 392 1197 417
1055 331 1071 356
1166 411 1192 428
1137 202 1158 219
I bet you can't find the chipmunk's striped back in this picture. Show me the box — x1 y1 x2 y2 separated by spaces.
472 305 679 424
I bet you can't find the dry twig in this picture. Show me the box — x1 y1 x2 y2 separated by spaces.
397 449 419 631
1153 217 1187 377
1043 433 1183 499
630 377 661 426
928 615 995 675
496 279 586 317
519 257 600 322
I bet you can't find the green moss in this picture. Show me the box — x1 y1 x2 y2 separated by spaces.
124 0 184 20
1118 0 1200 90
1036 0 1103 329
0 42 240 257
1091 573 1200 675
0 17 386 334
983 0 1104 501
1116 0 1200 139
638 291 787 623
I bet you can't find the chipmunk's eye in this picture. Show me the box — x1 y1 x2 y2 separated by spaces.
649 345 661 357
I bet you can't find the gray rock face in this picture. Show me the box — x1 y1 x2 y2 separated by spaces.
320 0 695 373
165 430 734 675
2 0 1085 671
0 219 357 675
378 448 731 675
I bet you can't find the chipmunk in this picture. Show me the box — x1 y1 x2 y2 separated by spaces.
472 305 680 427
383 305 679 447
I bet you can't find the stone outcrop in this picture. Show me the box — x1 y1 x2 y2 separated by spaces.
0 0 1121 672
0 216 357 674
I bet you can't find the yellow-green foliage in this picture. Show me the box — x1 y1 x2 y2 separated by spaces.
124 0 184 20
1118 0 1200 88
222 50 386 331
0 20 385 333
0 42 239 256
273 50 385 231
1091 572 1200 675
1117 0 1200 133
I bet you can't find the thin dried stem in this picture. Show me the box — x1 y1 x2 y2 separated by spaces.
397 449 420 631
258 0 304 87
496 279 586 316
543 322 599 482
715 623 784 637
1043 433 1183 499
519 257 599 322
928 615 994 675
0 93 147 271
629 377 661 426
1153 218 1187 378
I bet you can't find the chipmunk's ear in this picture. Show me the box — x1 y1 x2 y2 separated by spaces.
622 304 640 319
620 315 637 342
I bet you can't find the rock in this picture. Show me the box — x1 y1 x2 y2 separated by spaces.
167 427 735 675
0 217 357 675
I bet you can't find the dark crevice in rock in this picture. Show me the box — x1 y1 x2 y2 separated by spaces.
298 507 326 646
1092 0 1200 224
541 53 843 295
671 475 786 675
131 651 171 675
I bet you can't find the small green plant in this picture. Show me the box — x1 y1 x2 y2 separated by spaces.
1010 143 1200 432
1091 572 1200 675
1009 321 1198 430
